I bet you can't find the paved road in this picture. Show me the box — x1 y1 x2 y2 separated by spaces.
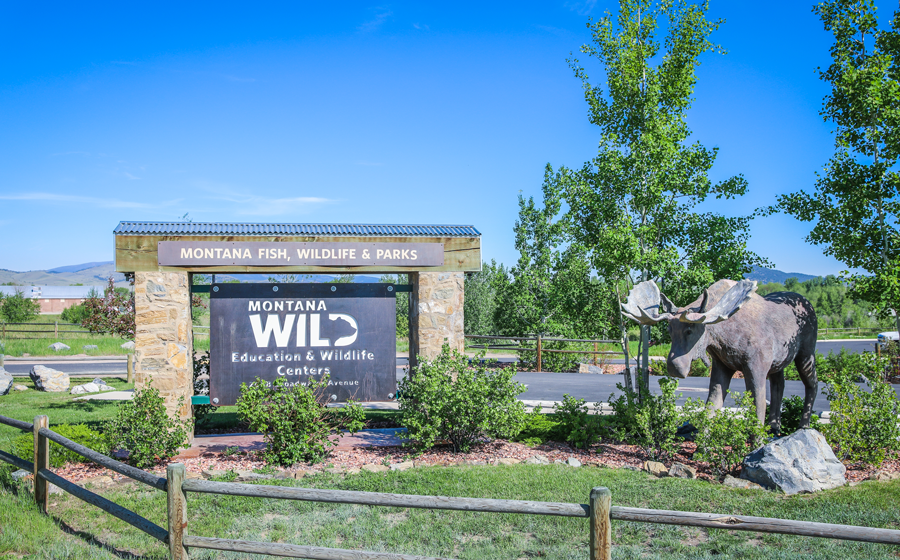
4 360 127 377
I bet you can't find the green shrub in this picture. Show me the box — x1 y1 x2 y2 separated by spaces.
105 383 191 468
511 406 562 446
553 394 605 449
649 360 667 376
689 359 710 377
824 375 900 465
777 395 820 435
0 289 40 323
60 303 88 324
608 379 682 461
399 347 525 452
192 352 214 426
237 376 365 466
13 424 109 468
683 391 768 475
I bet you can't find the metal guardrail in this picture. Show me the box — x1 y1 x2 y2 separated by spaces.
3 413 900 559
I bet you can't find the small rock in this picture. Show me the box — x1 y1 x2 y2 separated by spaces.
48 342 70 352
11 469 31 481
668 463 697 479
345 467 361 475
868 470 900 482
578 364 605 374
30 365 70 392
48 483 64 495
201 469 228 479
274 471 293 479
0 367 12 396
324 467 344 474
235 471 273 481
362 464 389 473
525 455 550 465
70 382 116 395
291 471 307 479
566 457 583 468
12 384 28 391
722 475 764 490
82 476 115 488
185 472 203 480
390 461 415 471
498 458 521 465
120 341 135 350
83 345 98 351
643 461 668 477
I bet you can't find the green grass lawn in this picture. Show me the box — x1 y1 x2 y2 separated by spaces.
1 463 899 559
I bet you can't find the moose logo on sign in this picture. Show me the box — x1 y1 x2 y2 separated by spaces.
209 283 397 406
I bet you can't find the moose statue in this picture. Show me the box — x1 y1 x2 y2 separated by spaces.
621 279 818 432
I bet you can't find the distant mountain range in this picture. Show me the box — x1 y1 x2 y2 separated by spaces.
0 261 383 286
0 261 821 288
745 266 817 285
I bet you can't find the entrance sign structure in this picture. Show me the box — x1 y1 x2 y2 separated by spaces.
115 222 481 438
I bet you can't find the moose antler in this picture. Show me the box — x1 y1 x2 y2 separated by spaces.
621 280 678 325
680 279 758 324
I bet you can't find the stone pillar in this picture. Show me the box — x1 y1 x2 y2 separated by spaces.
408 272 465 371
134 272 193 436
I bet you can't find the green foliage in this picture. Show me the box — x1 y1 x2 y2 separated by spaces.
0 289 40 323
60 303 88 324
105 384 191 468
824 375 900 465
683 391 769 475
192 352 214 426
237 376 364 466
553 394 604 449
399 347 526 452
553 0 767 318
776 0 900 333
13 424 109 468
511 406 561 446
463 260 509 336
608 378 682 461
689 359 710 377
778 395 820 436
758 276 893 330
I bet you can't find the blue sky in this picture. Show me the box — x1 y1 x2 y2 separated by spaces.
0 1 860 276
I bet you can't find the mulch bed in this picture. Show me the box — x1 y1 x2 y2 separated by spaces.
49 439 900 487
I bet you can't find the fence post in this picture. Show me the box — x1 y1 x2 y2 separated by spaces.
593 341 598 366
33 415 49 513
54 321 58 338
536 335 542 373
167 463 190 560
127 353 134 384
589 486 612 560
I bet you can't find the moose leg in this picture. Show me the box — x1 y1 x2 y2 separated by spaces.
795 351 818 428
768 370 785 434
706 359 734 411
742 366 768 426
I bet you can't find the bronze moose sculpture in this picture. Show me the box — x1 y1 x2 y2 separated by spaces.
621 279 818 432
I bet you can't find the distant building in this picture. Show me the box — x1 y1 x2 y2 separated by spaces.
0 285 104 314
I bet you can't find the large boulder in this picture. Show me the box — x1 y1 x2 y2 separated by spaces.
48 342 70 352
741 429 845 495
0 367 12 396
29 365 70 392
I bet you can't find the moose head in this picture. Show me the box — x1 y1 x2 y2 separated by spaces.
620 279 758 378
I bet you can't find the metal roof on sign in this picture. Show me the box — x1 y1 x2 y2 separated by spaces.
113 222 481 237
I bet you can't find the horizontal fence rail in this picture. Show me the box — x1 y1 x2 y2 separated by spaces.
0 414 34 432
464 334 628 372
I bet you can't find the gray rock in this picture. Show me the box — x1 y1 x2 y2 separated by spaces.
48 342 70 352
566 457 583 468
525 455 550 465
12 384 28 391
11 469 31 481
578 364 605 374
362 464 389 473
741 429 846 495
643 461 668 477
668 462 697 479
30 365 70 392
70 382 116 395
235 471 274 481
120 341 135 350
390 461 415 471
0 367 12 396
722 475 764 490
82 345 98 351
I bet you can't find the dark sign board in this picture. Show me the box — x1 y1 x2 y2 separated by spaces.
159 241 443 267
209 283 397 406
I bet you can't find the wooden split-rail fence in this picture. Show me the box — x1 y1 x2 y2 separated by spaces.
464 335 628 373
2 414 900 559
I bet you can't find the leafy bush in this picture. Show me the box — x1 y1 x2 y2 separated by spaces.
0 289 40 323
683 391 768 475
105 384 191 468
237 376 365 465
552 394 605 449
824 375 900 465
14 424 109 468
60 302 89 324
608 379 682 461
399 347 525 452
511 406 562 446
82 277 135 338
649 360 667 376
689 359 710 377
778 395 820 435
